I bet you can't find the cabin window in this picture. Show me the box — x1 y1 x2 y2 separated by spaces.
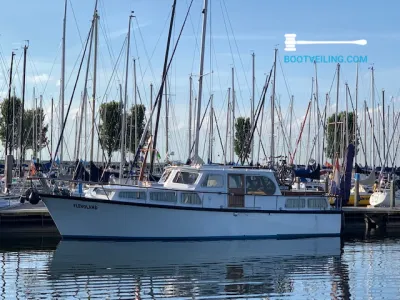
150 191 177 203
246 175 276 195
308 198 328 209
285 198 306 208
228 174 244 189
160 169 172 182
93 187 112 196
172 171 199 185
119 191 146 200
201 174 224 188
181 193 202 205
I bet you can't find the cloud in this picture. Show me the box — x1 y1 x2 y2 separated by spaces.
28 73 52 84
108 21 152 40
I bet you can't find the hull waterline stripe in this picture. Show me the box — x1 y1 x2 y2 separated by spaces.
61 233 341 242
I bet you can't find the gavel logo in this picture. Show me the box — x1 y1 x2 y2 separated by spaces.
284 33 367 51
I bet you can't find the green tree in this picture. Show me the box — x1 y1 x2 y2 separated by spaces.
23 108 48 157
325 111 357 159
0 97 47 158
126 104 146 153
234 117 251 163
99 101 122 160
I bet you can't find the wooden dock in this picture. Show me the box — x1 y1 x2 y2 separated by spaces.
2 203 400 235
0 202 57 234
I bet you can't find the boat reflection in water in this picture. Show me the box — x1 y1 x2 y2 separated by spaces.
49 237 344 299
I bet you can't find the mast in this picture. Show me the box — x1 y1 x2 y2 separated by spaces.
149 0 176 174
120 13 134 179
289 95 293 154
333 63 340 163
5 52 15 157
251 52 255 163
39 95 43 162
382 89 385 166
90 9 98 165
188 76 192 159
150 83 153 135
371 66 375 167
364 101 367 166
208 94 214 162
134 58 138 155
231 67 235 163
32 88 35 156
355 63 358 165
60 0 67 165
76 18 94 161
314 61 319 163
345 83 349 148
271 48 277 162
165 75 169 159
193 0 208 161
50 97 53 159
19 43 28 176
224 88 230 164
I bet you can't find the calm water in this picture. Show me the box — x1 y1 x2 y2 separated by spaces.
0 233 399 299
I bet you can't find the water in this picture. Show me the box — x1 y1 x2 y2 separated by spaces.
0 234 399 299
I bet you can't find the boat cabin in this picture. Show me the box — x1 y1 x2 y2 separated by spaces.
85 165 332 211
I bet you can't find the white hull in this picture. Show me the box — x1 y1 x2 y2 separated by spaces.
42 196 342 240
50 237 341 277
369 191 391 207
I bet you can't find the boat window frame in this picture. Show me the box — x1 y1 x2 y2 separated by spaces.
201 173 224 188
172 170 200 185
245 174 277 195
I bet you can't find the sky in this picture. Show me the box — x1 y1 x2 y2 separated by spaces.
0 0 399 166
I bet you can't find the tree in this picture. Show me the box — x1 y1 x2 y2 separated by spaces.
23 108 48 157
325 111 357 159
0 97 47 158
99 101 122 160
234 117 251 163
126 104 146 153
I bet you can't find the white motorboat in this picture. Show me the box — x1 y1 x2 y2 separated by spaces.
36 164 342 240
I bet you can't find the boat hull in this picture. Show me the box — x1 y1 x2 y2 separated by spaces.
42 195 342 240
369 191 391 207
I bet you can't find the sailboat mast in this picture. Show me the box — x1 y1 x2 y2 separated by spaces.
271 48 277 162
90 10 98 164
345 83 349 148
193 0 208 161
76 19 94 161
60 0 67 165
371 66 375 167
208 94 213 162
134 58 138 155
224 88 230 164
355 63 358 165
5 52 15 156
120 13 134 178
188 76 192 159
165 75 169 159
231 67 235 163
51 97 53 159
251 52 255 163
333 63 340 163
19 43 28 176
382 89 385 166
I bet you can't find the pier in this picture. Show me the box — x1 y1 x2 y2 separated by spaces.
2 203 400 236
